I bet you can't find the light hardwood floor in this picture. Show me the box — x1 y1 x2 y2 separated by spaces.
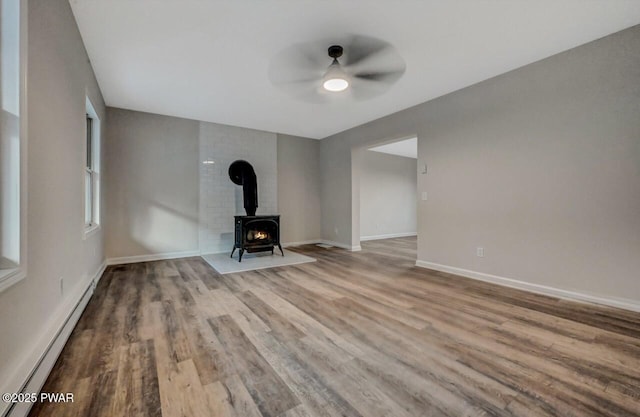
29 237 640 417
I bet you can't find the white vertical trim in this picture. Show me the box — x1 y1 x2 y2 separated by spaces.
0 0 28 293
83 96 101 236
19 0 28 288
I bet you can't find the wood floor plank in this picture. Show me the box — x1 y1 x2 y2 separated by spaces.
159 299 192 363
208 288 272 333
29 237 640 417
203 375 264 417
236 290 307 340
176 305 233 385
208 314 300 417
246 329 364 417
111 340 161 417
248 285 364 357
279 405 314 417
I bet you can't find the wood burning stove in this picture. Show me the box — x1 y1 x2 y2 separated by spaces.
231 215 283 262
228 160 283 262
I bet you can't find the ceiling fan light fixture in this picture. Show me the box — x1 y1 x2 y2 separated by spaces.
269 38 406 102
322 57 349 92
323 77 349 92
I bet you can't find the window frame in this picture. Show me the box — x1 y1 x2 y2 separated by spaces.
0 0 28 292
83 96 100 238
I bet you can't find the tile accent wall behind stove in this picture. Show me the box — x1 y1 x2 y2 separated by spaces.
199 122 278 254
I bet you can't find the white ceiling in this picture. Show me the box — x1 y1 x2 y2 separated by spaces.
69 1 640 139
369 137 417 159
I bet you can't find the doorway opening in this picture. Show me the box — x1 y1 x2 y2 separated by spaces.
352 135 418 261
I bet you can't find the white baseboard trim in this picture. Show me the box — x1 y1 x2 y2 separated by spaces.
283 240 361 252
2 262 106 417
360 232 417 241
320 240 361 252
106 250 201 265
199 250 228 256
415 260 640 313
282 240 322 247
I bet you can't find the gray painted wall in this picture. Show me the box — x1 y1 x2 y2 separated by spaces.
0 0 106 405
277 134 322 244
105 108 200 259
105 109 321 257
320 25 640 302
359 151 417 239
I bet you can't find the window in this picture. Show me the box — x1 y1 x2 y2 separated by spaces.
0 0 25 291
84 97 100 236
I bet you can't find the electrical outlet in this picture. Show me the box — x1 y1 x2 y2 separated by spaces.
421 192 428 201
476 247 484 257
334 226 339 235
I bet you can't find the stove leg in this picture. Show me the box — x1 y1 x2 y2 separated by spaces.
278 244 284 256
230 246 236 258
239 249 244 262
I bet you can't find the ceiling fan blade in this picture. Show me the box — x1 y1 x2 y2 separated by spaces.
342 35 404 73
271 79 331 103
268 43 326 85
271 76 320 87
353 68 405 85
348 76 391 101
342 35 389 67
345 49 405 75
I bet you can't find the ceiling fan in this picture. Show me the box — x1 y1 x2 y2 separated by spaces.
268 35 406 102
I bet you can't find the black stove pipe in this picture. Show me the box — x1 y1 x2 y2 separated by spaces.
229 160 258 216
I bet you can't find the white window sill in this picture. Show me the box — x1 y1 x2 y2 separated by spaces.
83 224 101 240
0 267 25 293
